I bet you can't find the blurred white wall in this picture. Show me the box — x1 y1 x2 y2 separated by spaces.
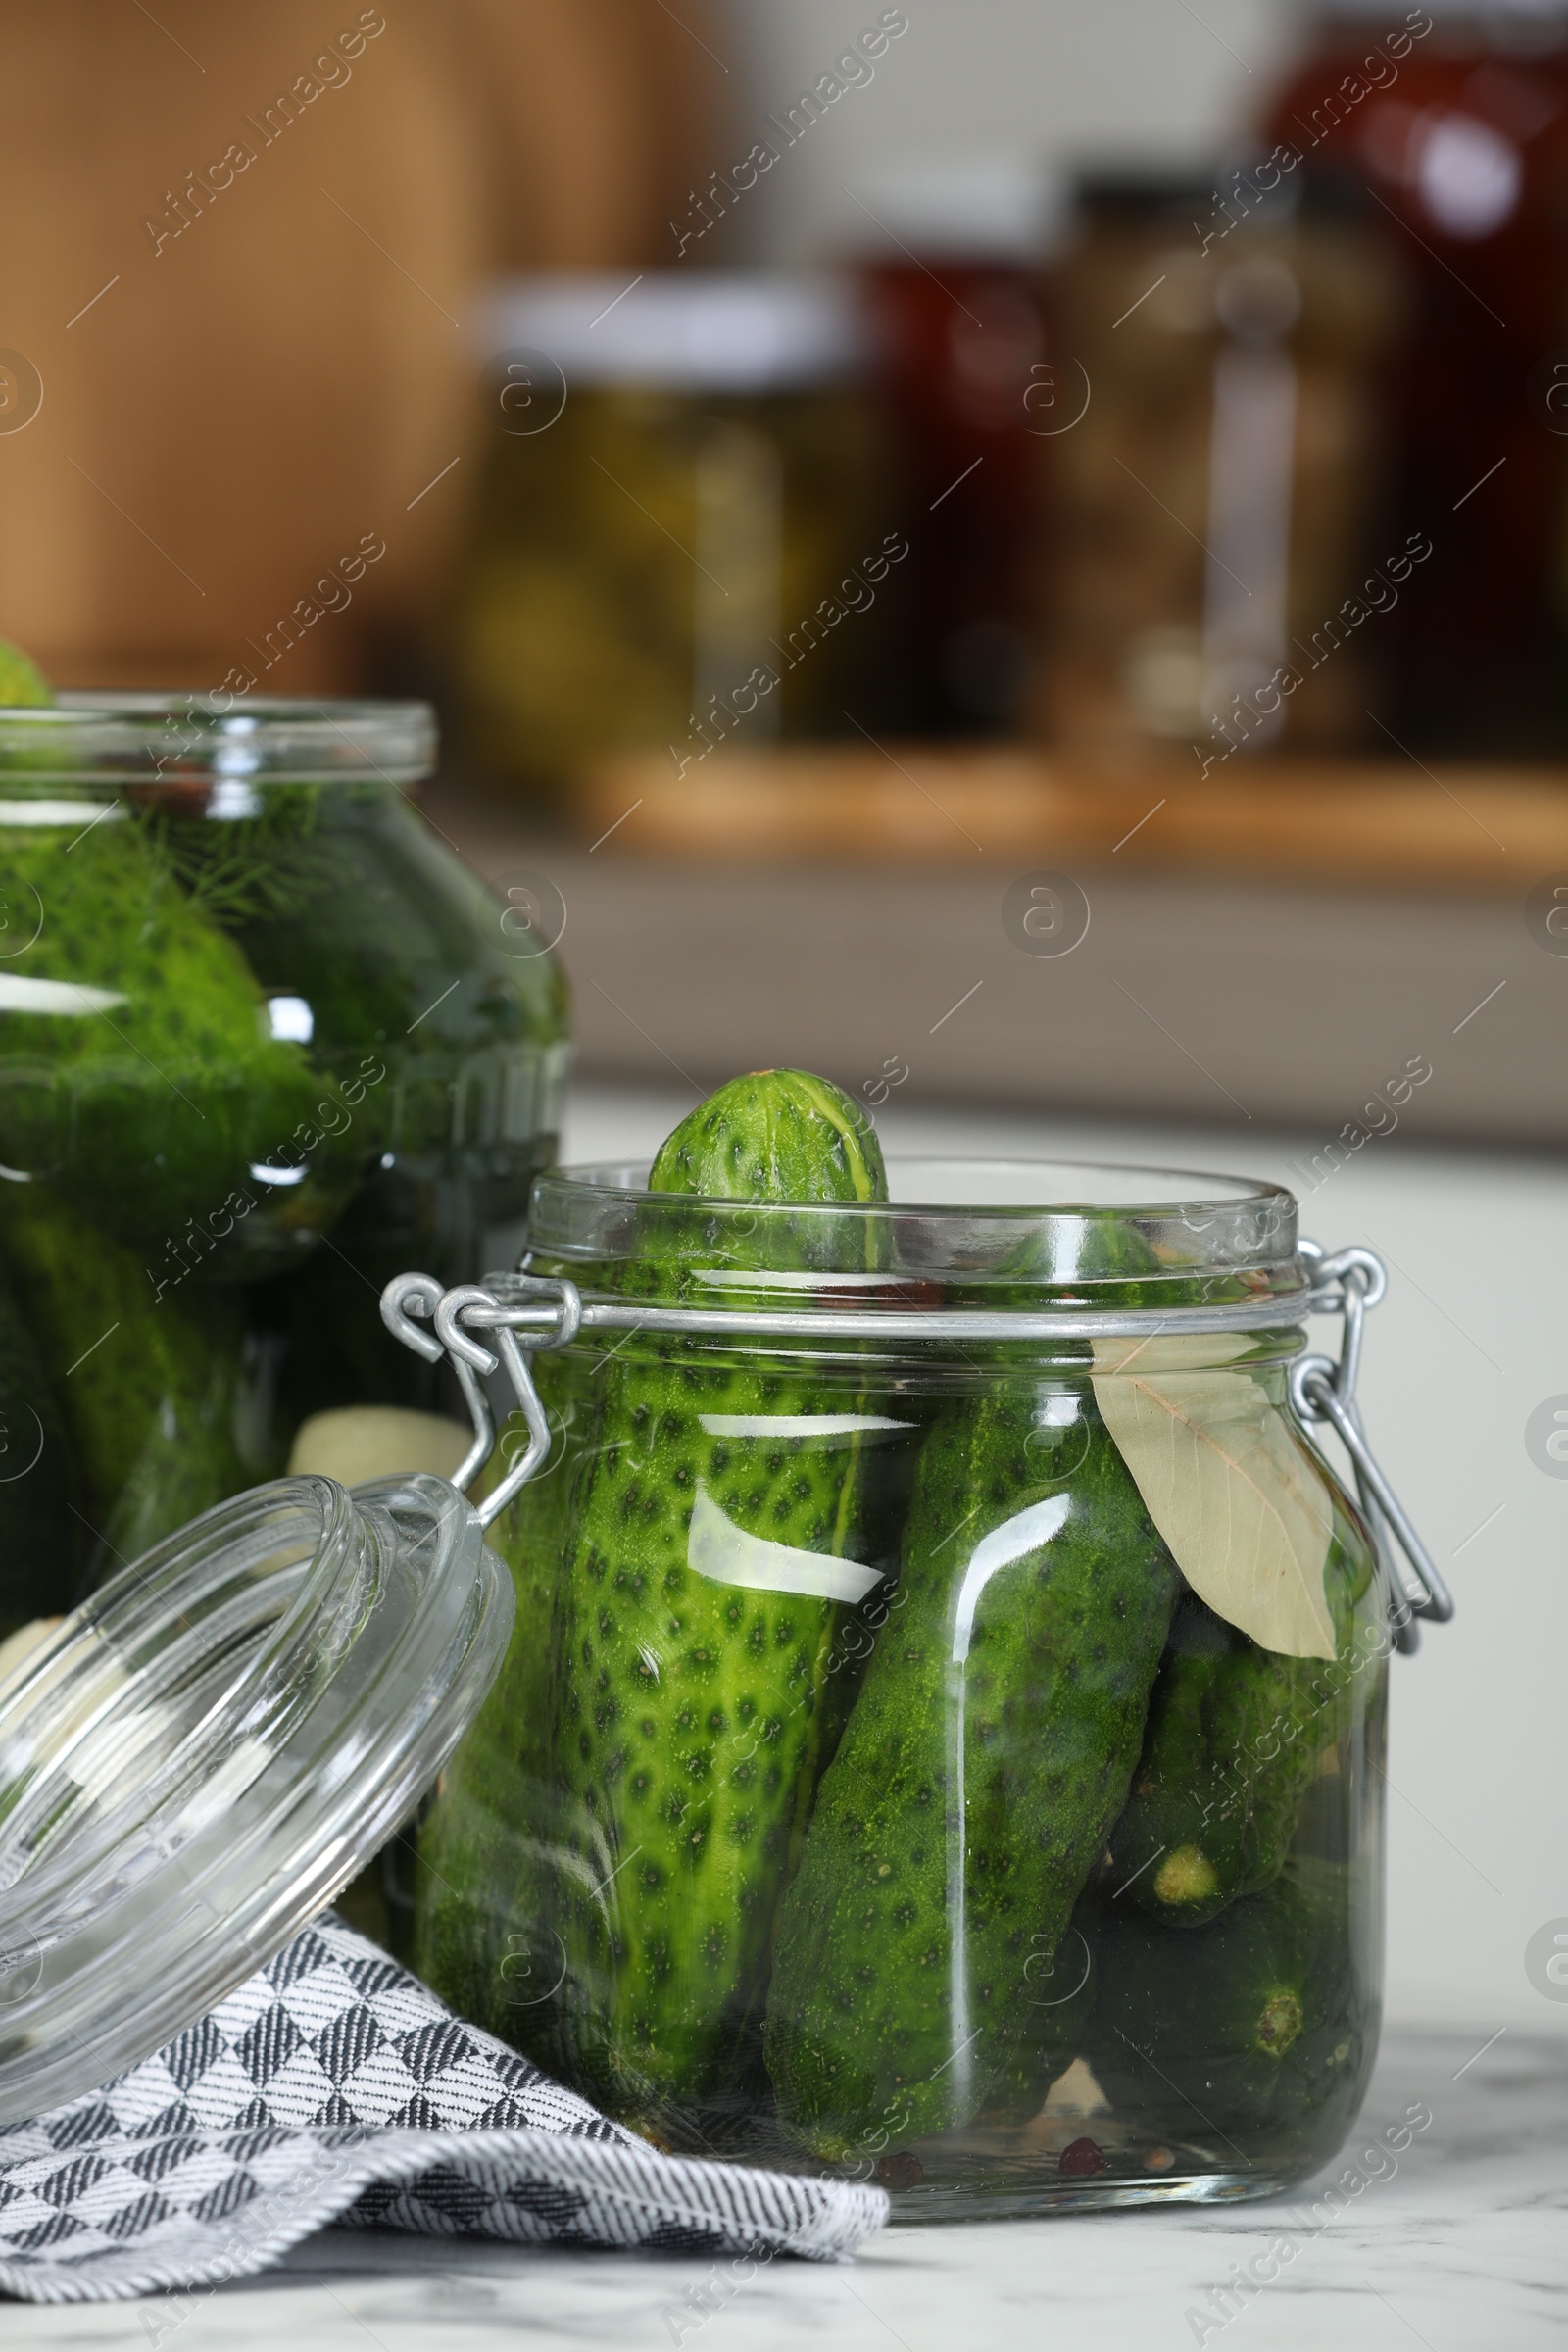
713 0 1299 262
564 1082 1568 2042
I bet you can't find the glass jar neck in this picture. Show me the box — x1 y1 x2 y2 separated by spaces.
0 694 434 799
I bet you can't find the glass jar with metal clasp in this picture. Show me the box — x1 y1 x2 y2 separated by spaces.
381 1158 1450 2217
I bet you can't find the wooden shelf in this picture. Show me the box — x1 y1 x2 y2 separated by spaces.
577 746 1568 893
427 768 1567 1147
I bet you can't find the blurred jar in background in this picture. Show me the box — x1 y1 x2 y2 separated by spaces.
1031 170 1399 766
451 276 888 802
1265 1 1568 752
851 159 1060 736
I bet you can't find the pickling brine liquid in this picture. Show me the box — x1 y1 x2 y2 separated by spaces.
415 1250 1387 2215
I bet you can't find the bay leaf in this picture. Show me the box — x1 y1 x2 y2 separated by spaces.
1091 1344 1336 1659
1090 1333 1254 1375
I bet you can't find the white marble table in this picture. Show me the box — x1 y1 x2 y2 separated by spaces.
7 2028 1563 2350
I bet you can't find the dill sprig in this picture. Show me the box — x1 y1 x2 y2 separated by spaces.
129 784 331 929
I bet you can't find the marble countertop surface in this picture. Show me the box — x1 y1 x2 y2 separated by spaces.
7 2027 1563 2351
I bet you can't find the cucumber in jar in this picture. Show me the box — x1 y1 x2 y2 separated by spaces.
764 1391 1179 2156
1104 1511 1378 1926
0 1196 271 1574
416 1069 909 2127
225 805 570 1429
1088 1858 1374 2145
0 809 349 1266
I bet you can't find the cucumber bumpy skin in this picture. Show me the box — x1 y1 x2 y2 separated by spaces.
413 1337 603 2032
974 1899 1099 2128
764 1394 1180 2157
0 813 348 1268
1106 1509 1377 1928
416 1070 904 2125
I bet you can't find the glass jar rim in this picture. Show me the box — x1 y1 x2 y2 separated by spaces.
526 1154 1302 1302
0 693 435 792
0 1470 511 2127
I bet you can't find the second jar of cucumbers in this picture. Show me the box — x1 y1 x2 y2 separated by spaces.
0 693 568 1621
413 1071 1438 2216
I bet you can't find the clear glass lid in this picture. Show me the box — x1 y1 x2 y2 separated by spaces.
0 1472 512 2127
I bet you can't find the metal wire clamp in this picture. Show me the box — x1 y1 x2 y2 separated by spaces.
380 1272 579 1528
383 1251 1452 1645
377 1272 496 1498
1291 1242 1453 1650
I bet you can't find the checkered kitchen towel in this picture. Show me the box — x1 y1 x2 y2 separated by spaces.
0 1913 887 2304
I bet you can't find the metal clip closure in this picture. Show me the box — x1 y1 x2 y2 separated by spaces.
468 1271 583 1355
379 1273 498 1504
379 1270 446 1366
385 1250 1451 1643
432 1278 584 1528
379 1274 585 1521
1290 1243 1452 1652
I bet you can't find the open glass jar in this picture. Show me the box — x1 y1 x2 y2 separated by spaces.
396 1157 1448 2219
0 696 569 1618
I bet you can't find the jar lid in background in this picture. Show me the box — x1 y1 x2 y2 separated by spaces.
1070 165 1231 219
481 274 869 393
836 155 1068 262
0 1472 513 2127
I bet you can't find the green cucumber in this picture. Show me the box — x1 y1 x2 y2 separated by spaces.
975 1899 1099 2127
644 1068 881 1205
413 1336 603 2026
416 1070 908 2124
1106 1517 1377 1926
0 1197 271 1573
1089 1859 1373 2144
0 813 350 1268
764 1394 1179 2157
